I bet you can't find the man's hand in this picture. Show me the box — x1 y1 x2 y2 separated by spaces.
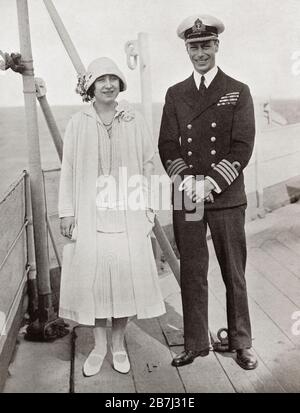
194 178 215 203
184 178 215 203
60 216 75 239
183 177 195 199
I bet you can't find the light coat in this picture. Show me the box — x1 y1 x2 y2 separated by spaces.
58 101 165 325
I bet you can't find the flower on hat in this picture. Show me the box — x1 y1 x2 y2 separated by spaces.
75 73 90 102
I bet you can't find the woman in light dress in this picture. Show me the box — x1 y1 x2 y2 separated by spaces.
58 57 165 376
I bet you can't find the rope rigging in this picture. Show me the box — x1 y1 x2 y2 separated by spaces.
0 50 25 73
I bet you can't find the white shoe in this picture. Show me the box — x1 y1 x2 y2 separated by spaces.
112 349 130 374
83 349 105 377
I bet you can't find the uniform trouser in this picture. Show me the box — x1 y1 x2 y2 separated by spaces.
173 205 252 352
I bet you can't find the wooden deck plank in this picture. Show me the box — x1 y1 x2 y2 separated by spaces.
158 294 184 347
261 239 300 280
276 230 300 257
1 290 28 392
246 300 300 393
159 286 236 393
171 344 236 393
246 261 299 344
208 262 300 392
58 201 300 393
4 333 71 393
125 318 185 393
271 202 300 219
290 223 300 239
248 247 300 307
244 204 300 248
245 221 289 248
74 326 136 393
208 288 285 393
208 237 299 345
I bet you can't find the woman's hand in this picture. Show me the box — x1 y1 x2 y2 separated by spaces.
146 208 155 236
60 216 75 239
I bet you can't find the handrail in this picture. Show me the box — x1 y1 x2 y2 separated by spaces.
0 266 29 339
0 171 26 205
0 220 28 274
0 171 33 341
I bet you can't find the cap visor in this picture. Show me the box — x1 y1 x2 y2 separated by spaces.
185 35 218 43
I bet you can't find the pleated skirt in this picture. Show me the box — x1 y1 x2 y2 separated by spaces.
93 230 138 319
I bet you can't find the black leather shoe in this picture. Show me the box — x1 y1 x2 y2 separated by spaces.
171 349 209 367
236 348 258 370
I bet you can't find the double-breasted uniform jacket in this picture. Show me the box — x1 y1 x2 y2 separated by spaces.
158 68 255 209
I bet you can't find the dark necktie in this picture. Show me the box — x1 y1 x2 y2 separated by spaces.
199 75 206 96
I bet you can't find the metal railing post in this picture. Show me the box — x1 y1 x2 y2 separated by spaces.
254 101 265 216
16 0 54 322
137 33 154 136
24 170 38 320
35 77 63 162
125 33 153 135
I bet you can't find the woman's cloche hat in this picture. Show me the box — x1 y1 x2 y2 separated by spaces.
76 57 127 101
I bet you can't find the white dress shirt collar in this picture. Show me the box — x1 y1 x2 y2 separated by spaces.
193 66 219 89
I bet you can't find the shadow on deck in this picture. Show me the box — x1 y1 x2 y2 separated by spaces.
4 201 300 393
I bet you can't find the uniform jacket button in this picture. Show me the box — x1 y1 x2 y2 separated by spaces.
187 138 192 143
187 124 192 130
211 163 216 168
211 149 216 155
211 122 217 128
189 164 193 168
188 151 192 156
211 136 216 142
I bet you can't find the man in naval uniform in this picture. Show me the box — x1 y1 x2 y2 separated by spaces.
158 14 258 370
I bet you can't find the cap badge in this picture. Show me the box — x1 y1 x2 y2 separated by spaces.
192 19 205 33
